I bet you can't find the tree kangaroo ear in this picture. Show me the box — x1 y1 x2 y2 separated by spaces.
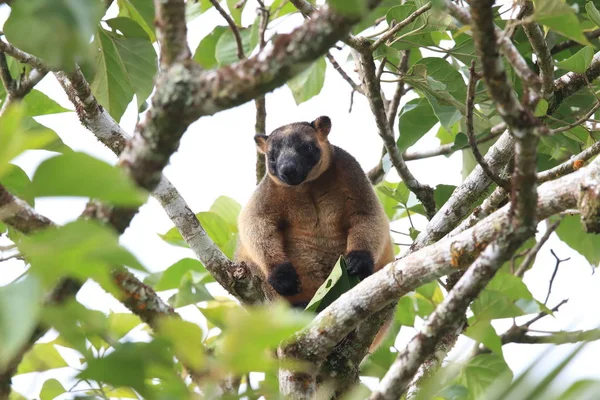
254 135 268 154
310 116 331 137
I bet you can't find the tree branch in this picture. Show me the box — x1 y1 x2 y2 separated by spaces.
550 51 600 114
523 14 554 98
356 39 436 219
551 29 600 55
154 0 190 68
466 60 511 191
503 328 600 345
210 0 245 60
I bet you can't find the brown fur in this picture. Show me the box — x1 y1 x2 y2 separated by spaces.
235 117 395 348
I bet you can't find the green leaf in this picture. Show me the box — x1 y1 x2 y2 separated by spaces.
556 215 600 265
305 256 361 313
16 343 68 375
556 46 595 74
105 17 149 39
395 296 416 326
415 58 467 101
186 0 213 21
108 313 142 341
456 354 512 400
534 99 549 117
89 27 157 121
159 211 237 258
4 0 104 70
397 98 438 152
168 272 214 308
145 258 213 291
117 0 156 41
587 2 600 28
0 277 43 370
156 317 205 371
194 26 228 69
216 302 313 374
226 0 245 25
23 90 70 116
2 164 34 207
531 0 591 46
384 3 450 49
215 28 254 66
210 195 241 232
19 220 147 290
40 379 66 400
0 104 66 179
559 379 600 399
287 57 327 105
29 152 148 206
434 184 456 209
464 320 503 355
78 341 188 398
329 0 368 17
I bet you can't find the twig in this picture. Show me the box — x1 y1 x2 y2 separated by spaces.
538 140 600 183
515 220 561 277
326 52 364 94
548 101 600 135
466 60 511 191
523 299 568 328
376 56 387 81
387 51 409 130
371 2 432 51
544 249 570 305
254 1 269 183
210 0 245 60
551 29 600 55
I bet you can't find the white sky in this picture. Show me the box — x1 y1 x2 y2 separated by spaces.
1 1 600 398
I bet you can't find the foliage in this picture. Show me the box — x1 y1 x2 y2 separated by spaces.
0 0 599 398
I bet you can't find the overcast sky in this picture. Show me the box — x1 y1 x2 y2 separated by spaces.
1 1 600 398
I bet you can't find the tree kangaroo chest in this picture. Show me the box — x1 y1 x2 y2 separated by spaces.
282 189 348 276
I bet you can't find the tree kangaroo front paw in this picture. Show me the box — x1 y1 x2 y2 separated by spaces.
345 250 374 280
268 262 302 296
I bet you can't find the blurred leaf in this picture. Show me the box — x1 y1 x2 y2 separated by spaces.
587 2 600 28
0 104 64 179
194 26 228 69
555 215 600 265
145 258 213 291
287 57 327 105
397 98 438 152
534 99 549 117
117 0 156 41
0 277 43 370
216 302 313 374
559 379 600 399
464 320 502 355
78 341 188 398
305 256 361 313
186 0 213 21
108 313 142 341
4 0 104 70
156 317 205 371
105 17 149 38
29 152 149 206
556 46 594 73
20 220 147 290
456 354 512 400
17 343 68 375
329 0 368 17
199 300 240 330
168 272 214 308
531 0 591 45
226 0 245 25
23 90 70 116
40 378 66 400
2 164 34 206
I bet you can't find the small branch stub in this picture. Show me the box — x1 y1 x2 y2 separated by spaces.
579 172 600 233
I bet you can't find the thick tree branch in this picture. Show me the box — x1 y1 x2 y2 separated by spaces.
154 0 191 68
523 19 554 98
0 38 49 71
356 40 436 219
